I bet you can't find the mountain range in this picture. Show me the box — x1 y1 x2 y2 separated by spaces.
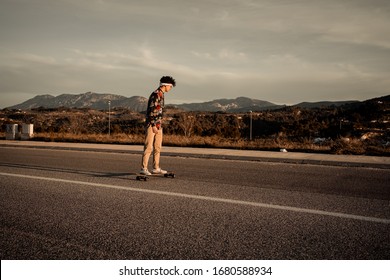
7 92 148 112
7 92 359 112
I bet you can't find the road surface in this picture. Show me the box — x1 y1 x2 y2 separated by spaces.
1 146 389 259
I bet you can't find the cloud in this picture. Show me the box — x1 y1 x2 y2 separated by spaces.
191 49 247 62
1 0 389 108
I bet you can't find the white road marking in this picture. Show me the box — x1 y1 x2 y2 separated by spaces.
1 171 389 224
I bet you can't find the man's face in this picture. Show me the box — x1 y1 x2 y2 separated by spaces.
163 85 173 92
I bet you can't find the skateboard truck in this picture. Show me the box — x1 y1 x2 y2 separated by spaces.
136 175 148 181
164 172 175 178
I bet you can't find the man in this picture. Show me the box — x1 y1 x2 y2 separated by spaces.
140 76 176 175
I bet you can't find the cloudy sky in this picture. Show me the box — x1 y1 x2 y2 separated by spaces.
1 0 389 108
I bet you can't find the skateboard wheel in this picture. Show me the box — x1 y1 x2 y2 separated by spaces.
137 175 148 181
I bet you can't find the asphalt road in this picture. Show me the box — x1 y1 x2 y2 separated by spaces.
0 146 389 259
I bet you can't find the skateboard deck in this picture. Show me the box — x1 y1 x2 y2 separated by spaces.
136 171 175 181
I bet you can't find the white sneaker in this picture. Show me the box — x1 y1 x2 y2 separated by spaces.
152 168 167 174
140 168 151 175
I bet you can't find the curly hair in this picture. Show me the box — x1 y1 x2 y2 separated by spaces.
160 76 176 87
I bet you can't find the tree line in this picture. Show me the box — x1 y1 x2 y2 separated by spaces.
1 95 388 146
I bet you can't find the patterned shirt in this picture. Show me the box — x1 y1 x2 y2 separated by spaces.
146 89 164 128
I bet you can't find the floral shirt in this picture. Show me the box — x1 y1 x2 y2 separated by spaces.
146 89 164 129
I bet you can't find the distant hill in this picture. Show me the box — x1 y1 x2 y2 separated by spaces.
173 97 283 112
293 100 359 109
9 92 148 112
7 91 377 112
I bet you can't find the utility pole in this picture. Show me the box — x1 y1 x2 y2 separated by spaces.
108 100 111 136
249 110 252 141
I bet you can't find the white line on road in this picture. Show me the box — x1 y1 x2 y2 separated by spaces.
1 171 389 224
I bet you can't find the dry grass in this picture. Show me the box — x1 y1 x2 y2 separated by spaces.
2 131 388 156
27 132 332 153
31 132 144 145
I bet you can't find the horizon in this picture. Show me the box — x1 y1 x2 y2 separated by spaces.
3 91 386 110
1 1 390 108
3 88 385 109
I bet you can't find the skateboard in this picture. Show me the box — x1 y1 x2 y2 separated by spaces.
136 171 175 181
